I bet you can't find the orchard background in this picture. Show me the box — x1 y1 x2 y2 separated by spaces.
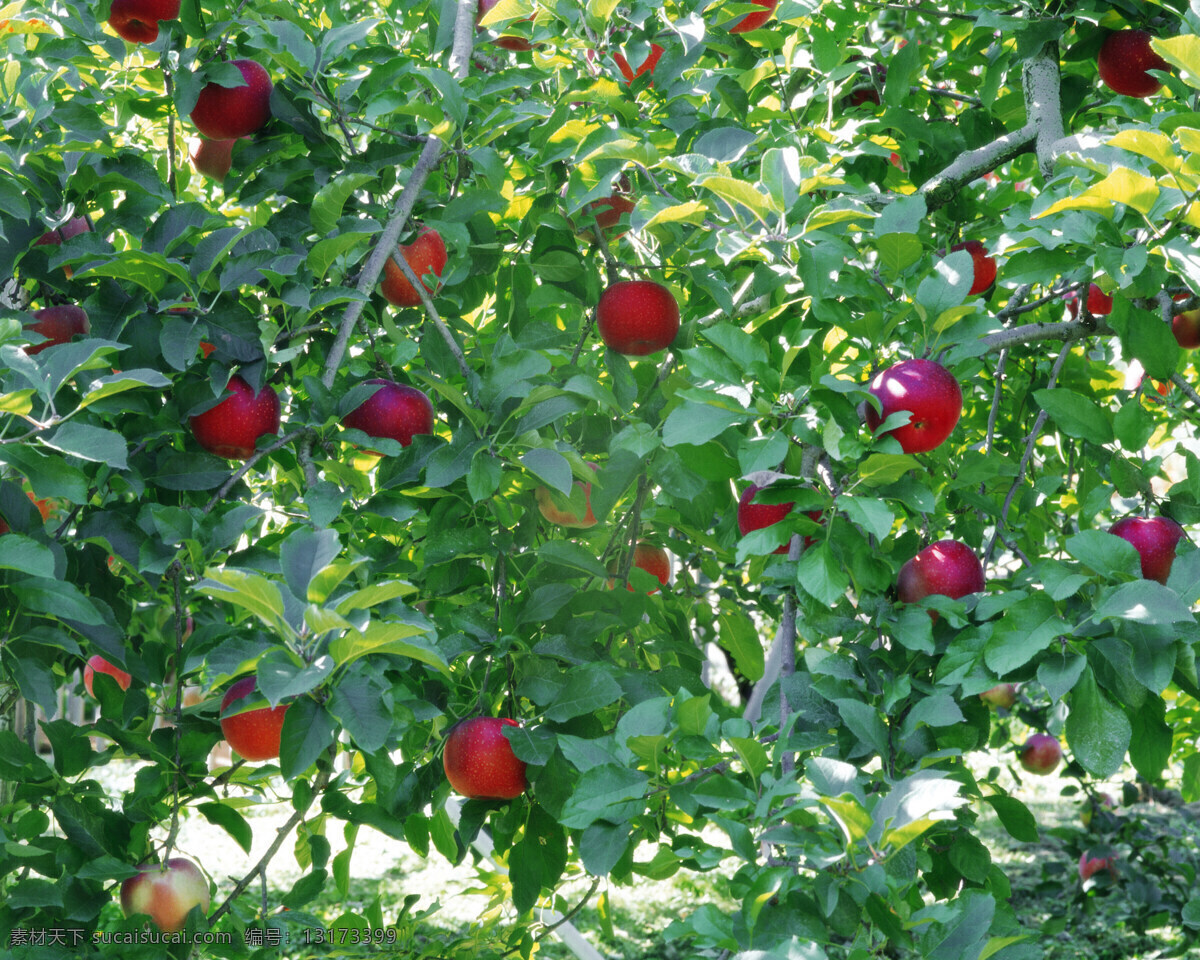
7 0 1200 956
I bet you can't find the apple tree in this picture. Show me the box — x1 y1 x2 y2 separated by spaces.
4 0 1200 957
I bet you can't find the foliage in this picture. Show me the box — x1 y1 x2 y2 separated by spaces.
5 0 1200 957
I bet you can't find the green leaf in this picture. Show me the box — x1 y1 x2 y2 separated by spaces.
1064 530 1141 579
1032 389 1113 444
984 594 1066 675
330 622 446 675
544 665 623 722
311 173 375 235
717 604 764 681
662 401 747 447
279 699 338 780
1123 309 1181 381
1129 698 1172 781
1064 667 1132 778
983 795 1038 842
834 699 888 755
796 544 849 605
839 495 895 540
559 765 648 829
857 454 918 485
196 802 254 853
280 526 342 602
1095 580 1196 625
42 423 128 469
1038 652 1086 703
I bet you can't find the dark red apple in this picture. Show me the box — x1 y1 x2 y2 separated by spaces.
108 0 180 43
190 137 236 181
737 483 822 554
190 60 273 140
864 358 962 454
948 240 996 295
219 675 289 761
84 655 132 697
608 542 671 593
120 858 210 933
189 374 281 460
1109 515 1186 584
342 379 434 451
34 216 91 248
596 280 680 356
380 227 448 307
536 463 598 528
614 43 664 84
443 716 528 800
1018 733 1062 775
25 305 89 354
476 0 535 50
1065 283 1114 319
583 195 635 240
896 539 985 611
1098 29 1169 98
1079 851 1117 882
728 0 776 33
1173 308 1200 348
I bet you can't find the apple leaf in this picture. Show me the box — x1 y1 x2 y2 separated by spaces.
662 398 747 447
1064 530 1142 579
558 765 647 829
1095 580 1196 625
196 802 254 854
279 699 338 781
1153 35 1200 91
717 603 765 682
544 665 623 722
1037 651 1086 704
311 173 375 236
1065 667 1132 778
1032 388 1113 444
1129 698 1173 782
982 796 1039 843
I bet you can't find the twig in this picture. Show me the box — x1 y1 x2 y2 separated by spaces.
864 1 977 19
535 877 601 943
203 427 313 514
389 250 472 381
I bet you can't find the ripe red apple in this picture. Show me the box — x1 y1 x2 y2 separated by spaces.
84 655 132 697
979 684 1017 709
442 716 528 800
380 227 448 307
1066 283 1114 319
189 374 281 460
614 43 664 84
535 463 598 528
476 0 535 50
1173 309 1200 348
583 194 635 240
342 379 434 451
190 60 273 140
864 358 962 454
1098 29 1169 98
34 216 91 249
121 858 210 932
608 542 671 593
728 0 776 33
948 240 996 295
190 137 236 181
596 280 680 356
737 483 822 554
896 540 985 613
107 0 180 43
220 675 289 761
1078 851 1117 883
1109 515 1186 584
1018 733 1062 775
25 305 89 355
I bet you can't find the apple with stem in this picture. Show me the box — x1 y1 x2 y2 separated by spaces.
443 716 528 800
737 483 822 554
342 379 434 453
220 676 289 761
1098 29 1169 98
107 0 180 43
190 59 273 140
535 463 598 528
979 684 1016 709
381 227 448 307
947 240 996 295
864 358 962 454
189 375 280 460
596 280 680 356
728 0 776 33
608 542 671 593
84 655 132 697
896 539 985 617
1109 515 1186 584
121 858 210 932
25 305 89 354
1018 733 1062 775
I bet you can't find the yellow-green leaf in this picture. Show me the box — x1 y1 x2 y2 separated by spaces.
695 176 772 222
0 390 35 415
643 200 708 229
1108 129 1177 171
1035 167 1159 218
1153 35 1200 90
478 0 532 27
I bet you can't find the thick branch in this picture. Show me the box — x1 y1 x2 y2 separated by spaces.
917 124 1036 211
1023 43 1065 178
978 316 1110 355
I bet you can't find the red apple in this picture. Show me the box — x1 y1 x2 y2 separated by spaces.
1173 309 1200 349
1066 283 1114 319
189 374 281 460
342 379 434 451
896 539 985 612
84 655 132 697
1109 515 1186 584
34 216 91 248
614 43 664 84
979 684 1016 709
1078 851 1117 883
583 194 635 240
120 858 210 933
476 0 535 50
608 542 671 593
535 463 598 528
864 358 962 454
380 227 448 307
220 675 289 761
1098 29 1169 98
728 0 776 34
25 305 89 355
596 280 680 356
107 0 180 43
947 240 996 296
190 60 273 140
190 137 236 181
442 716 528 800
1018 733 1062 775
737 483 822 554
